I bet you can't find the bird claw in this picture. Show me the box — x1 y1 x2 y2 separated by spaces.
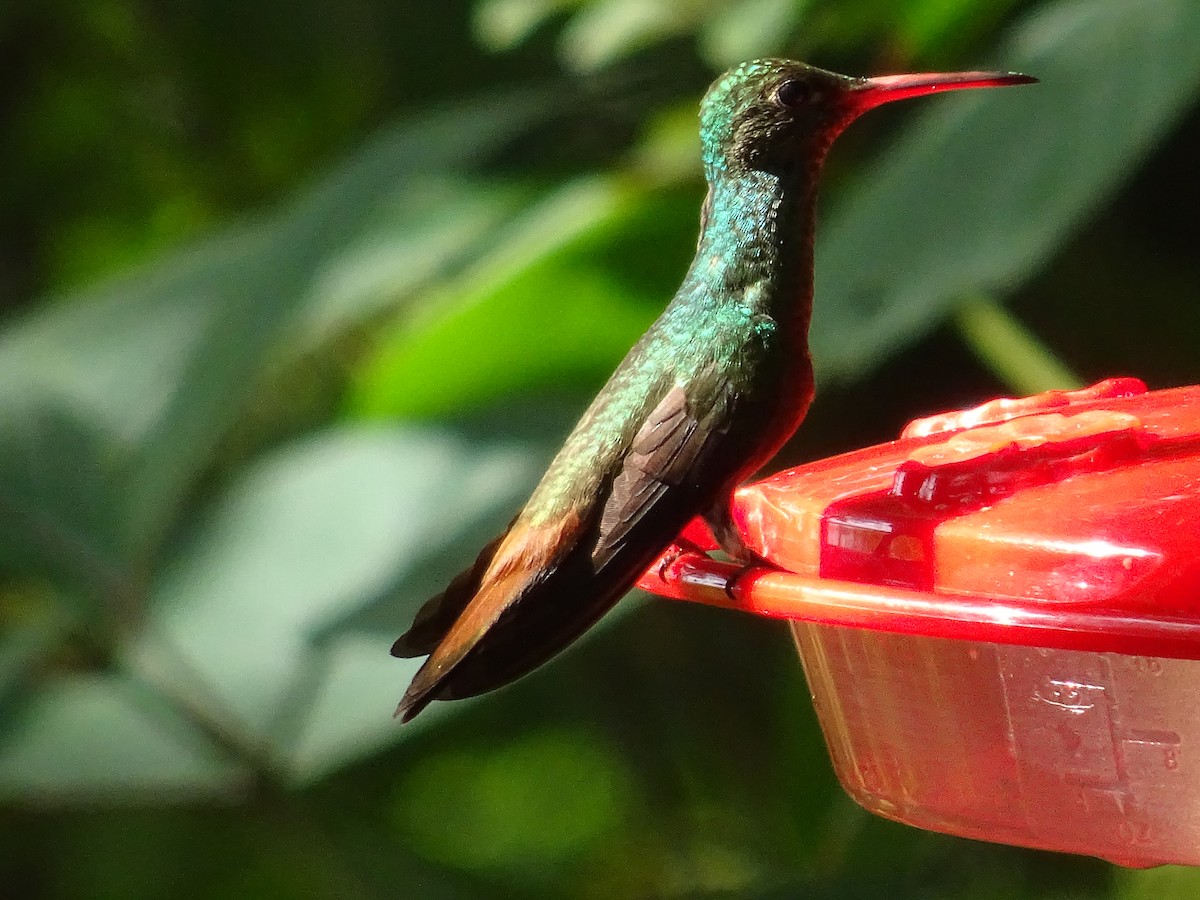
656 538 709 581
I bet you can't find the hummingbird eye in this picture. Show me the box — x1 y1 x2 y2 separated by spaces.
775 79 815 108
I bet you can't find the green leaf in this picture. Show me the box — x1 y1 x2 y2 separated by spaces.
896 0 1024 61
0 92 544 582
811 0 1200 382
558 0 691 72
349 179 700 420
0 615 70 710
698 0 807 68
0 398 134 595
0 674 249 801
287 631 470 782
474 0 581 51
350 177 627 418
294 177 524 349
128 425 542 753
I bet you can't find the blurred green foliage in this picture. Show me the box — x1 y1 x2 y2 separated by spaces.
1 0 1199 896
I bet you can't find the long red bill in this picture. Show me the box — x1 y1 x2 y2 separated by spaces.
851 70 1037 110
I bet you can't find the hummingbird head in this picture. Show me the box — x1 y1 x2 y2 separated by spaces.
699 58 1034 178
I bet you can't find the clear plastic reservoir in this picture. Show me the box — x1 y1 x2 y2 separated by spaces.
794 625 1200 867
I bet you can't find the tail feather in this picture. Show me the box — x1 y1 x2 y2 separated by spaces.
395 673 438 722
390 532 506 658
394 529 660 721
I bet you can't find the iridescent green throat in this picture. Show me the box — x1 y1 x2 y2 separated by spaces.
680 163 821 337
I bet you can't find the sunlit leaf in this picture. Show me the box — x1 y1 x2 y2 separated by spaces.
474 0 581 50
295 177 524 348
558 0 693 71
349 179 699 420
352 250 653 418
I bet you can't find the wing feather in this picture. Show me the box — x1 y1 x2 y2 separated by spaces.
593 377 734 569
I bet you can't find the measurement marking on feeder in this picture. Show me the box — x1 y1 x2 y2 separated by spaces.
1072 656 1179 845
1123 729 1180 747
1106 662 1126 779
1124 656 1163 675
1001 653 1176 831
1037 678 1099 713
1038 661 1157 845
1118 819 1153 847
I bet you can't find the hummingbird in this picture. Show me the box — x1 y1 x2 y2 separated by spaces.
392 59 1035 721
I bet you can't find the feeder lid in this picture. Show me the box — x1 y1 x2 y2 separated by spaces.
718 379 1200 654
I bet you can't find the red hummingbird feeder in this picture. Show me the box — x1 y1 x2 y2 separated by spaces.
638 377 1200 867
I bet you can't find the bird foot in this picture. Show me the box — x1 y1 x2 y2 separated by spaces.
703 506 766 566
656 537 710 581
